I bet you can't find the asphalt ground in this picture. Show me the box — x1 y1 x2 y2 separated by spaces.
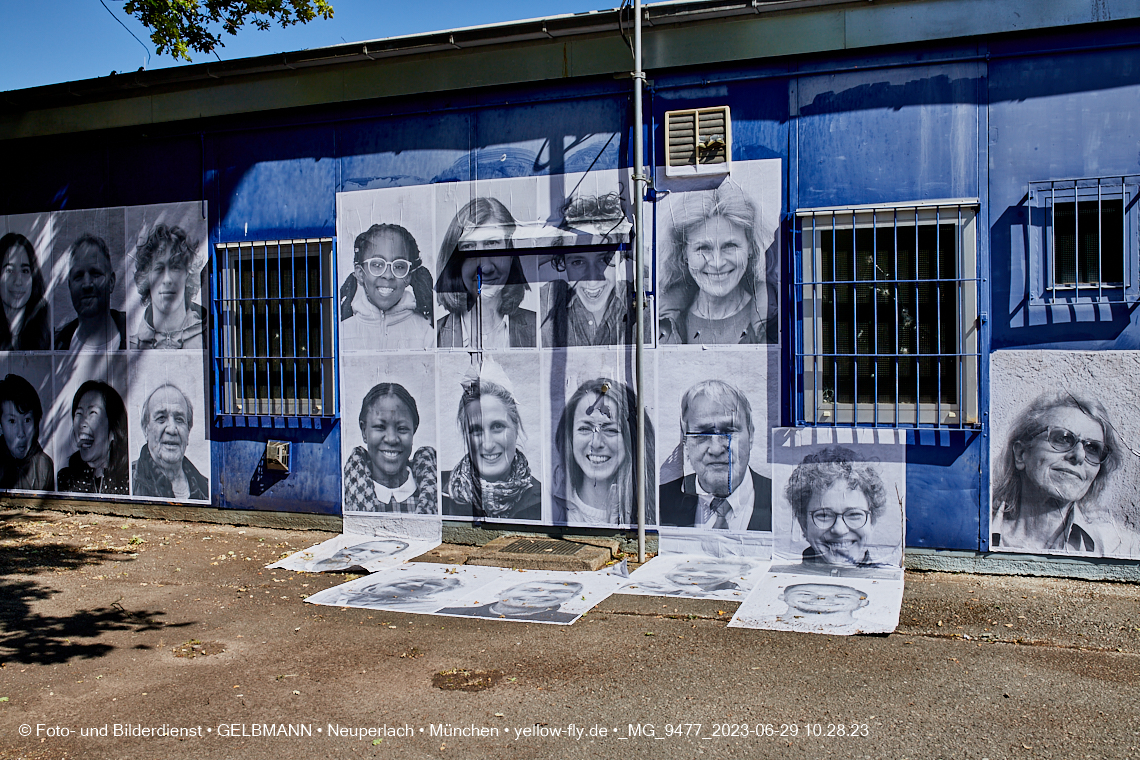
0 508 1137 760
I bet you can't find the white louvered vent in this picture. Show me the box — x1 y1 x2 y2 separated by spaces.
665 106 732 177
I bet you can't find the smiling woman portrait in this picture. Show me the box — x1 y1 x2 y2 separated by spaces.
992 392 1128 555
57 380 129 495
658 181 777 345
784 446 889 567
552 377 654 526
443 377 541 521
130 224 205 350
343 382 437 513
0 233 51 350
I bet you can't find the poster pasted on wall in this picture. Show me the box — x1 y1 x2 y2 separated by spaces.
0 203 209 503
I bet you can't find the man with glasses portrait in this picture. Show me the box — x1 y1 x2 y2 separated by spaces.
659 379 772 532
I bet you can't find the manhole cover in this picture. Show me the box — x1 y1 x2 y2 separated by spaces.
498 539 586 556
432 668 503 692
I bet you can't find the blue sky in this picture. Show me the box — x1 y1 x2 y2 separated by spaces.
0 0 615 92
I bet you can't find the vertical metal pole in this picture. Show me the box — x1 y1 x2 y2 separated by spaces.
633 0 647 563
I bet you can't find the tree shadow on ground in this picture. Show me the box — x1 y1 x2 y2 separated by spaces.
0 510 191 666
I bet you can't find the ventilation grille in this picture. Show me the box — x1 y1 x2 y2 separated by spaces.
666 107 730 169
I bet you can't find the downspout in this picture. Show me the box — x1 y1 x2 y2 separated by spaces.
632 0 647 563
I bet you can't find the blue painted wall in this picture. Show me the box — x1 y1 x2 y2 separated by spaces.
6 21 1140 549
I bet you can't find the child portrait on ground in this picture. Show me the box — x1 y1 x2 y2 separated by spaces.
339 224 435 351
130 224 206 349
0 373 54 491
435 197 535 348
343 382 437 513
552 377 655 526
0 233 51 350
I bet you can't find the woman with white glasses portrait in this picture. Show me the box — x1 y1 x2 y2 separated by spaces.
339 224 435 351
992 392 1132 556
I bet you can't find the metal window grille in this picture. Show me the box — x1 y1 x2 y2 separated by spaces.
212 238 337 417
795 201 980 428
1028 176 1140 304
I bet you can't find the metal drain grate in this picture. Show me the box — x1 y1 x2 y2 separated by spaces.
497 539 586 556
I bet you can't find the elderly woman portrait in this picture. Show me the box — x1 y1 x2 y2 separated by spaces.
540 193 646 347
992 392 1125 555
443 377 541 521
57 380 130 495
785 446 890 567
343 382 437 513
658 182 777 345
0 373 53 491
435 197 536 348
130 224 206 349
0 233 51 350
436 579 583 623
309 539 411 572
339 224 434 351
327 574 462 612
552 377 655 526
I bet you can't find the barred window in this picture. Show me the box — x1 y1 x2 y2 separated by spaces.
1028 176 1140 303
212 239 337 417
796 201 980 428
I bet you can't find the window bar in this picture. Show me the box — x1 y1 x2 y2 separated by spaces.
1075 182 1081 299
893 209 900 427
851 212 858 425
913 208 920 426
1049 184 1056 302
236 244 247 415
277 240 285 415
290 244 299 418
304 241 313 415
957 204 965 430
872 209 879 427
261 242 269 415
1097 182 1103 302
834 210 843 426
935 205 942 426
812 214 820 425
1127 178 1132 293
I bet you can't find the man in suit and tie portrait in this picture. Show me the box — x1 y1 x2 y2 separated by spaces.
659 379 771 532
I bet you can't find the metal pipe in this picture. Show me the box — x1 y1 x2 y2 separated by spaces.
633 0 647 564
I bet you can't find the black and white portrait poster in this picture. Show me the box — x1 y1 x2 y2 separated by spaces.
336 184 437 353
0 354 56 493
124 202 209 351
48 352 130 496
51 207 128 353
126 351 210 502
544 346 656 528
1 213 54 351
269 533 438 574
729 573 904 635
427 566 629 625
305 563 491 613
437 352 544 524
990 350 1140 559
771 428 906 572
653 159 781 347
619 553 768 601
654 346 779 557
339 352 441 540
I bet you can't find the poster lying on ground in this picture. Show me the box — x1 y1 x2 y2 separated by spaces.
989 350 1140 559
618 553 768 601
728 572 904 635
726 428 906 634
307 563 628 625
268 533 438 573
